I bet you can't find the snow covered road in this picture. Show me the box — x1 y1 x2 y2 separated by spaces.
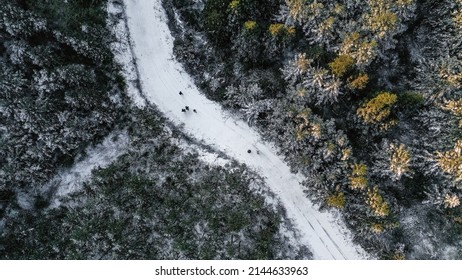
123 0 368 260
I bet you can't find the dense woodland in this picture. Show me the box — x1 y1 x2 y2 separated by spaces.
0 0 127 209
166 0 462 258
1 0 461 259
0 0 309 259
2 109 309 259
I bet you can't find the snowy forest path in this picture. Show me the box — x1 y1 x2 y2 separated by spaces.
123 0 368 260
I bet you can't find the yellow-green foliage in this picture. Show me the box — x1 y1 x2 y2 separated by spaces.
318 16 335 34
341 32 361 53
341 148 352 161
269 23 285 36
296 122 321 141
352 163 367 176
365 0 400 38
371 221 400 234
244 20 257 30
367 187 390 217
396 0 414 6
229 0 239 10
438 63 462 86
435 139 462 181
442 99 462 115
392 253 406 260
268 23 295 37
455 9 462 29
442 98 462 127
389 143 411 179
326 192 346 209
340 32 378 68
286 0 305 20
370 223 385 234
294 53 311 73
350 176 368 190
443 193 460 208
286 26 296 35
327 142 336 153
294 109 322 141
348 73 369 89
349 163 368 190
367 10 398 38
333 3 344 15
357 92 397 125
329 55 354 77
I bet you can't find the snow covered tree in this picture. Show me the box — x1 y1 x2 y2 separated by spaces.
435 139 462 182
367 186 390 217
442 98 462 127
0 0 125 202
444 193 461 209
283 53 345 106
326 191 346 209
372 141 412 181
389 143 411 180
349 163 369 190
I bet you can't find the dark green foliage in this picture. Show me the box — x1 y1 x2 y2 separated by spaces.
203 0 232 46
0 0 126 200
1 110 308 260
398 92 425 108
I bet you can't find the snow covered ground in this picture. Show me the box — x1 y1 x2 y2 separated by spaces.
122 0 369 259
49 130 130 208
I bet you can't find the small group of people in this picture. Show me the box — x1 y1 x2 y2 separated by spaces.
181 91 259 156
181 106 197 113
179 91 197 113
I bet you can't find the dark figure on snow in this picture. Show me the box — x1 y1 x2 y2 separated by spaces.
193 109 197 113
247 149 251 153
185 106 189 111
179 91 183 95
181 108 186 112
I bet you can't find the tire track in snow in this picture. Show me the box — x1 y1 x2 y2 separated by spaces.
122 0 369 260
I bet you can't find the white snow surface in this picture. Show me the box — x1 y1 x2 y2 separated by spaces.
124 0 369 260
49 131 130 208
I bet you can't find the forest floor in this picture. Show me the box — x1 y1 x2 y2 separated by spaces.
120 0 369 260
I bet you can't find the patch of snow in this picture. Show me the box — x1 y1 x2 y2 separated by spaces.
124 0 369 259
177 139 230 167
49 130 130 208
16 191 34 210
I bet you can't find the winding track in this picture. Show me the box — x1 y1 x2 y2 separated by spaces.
123 0 367 260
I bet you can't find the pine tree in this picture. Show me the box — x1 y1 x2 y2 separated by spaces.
443 193 460 208
348 73 369 90
329 54 354 77
389 143 412 180
349 163 369 190
366 186 390 217
326 191 346 209
435 139 462 182
357 92 398 129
